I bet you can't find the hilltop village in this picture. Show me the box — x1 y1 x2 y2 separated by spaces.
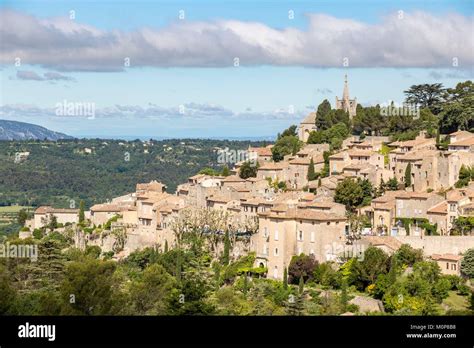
23 78 474 281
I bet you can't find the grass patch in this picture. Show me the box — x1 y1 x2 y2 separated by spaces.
442 290 470 312
0 205 33 213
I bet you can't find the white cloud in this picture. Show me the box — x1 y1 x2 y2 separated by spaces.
0 103 306 120
0 9 472 71
15 70 75 81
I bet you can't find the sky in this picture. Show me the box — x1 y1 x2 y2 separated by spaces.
0 0 473 139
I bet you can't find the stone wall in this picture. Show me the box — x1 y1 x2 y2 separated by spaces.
393 235 474 255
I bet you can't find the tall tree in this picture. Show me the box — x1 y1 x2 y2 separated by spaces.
404 163 412 189
239 161 258 179
278 125 298 139
307 158 317 181
79 200 85 224
404 83 445 113
221 165 230 177
271 135 303 162
283 267 288 290
17 209 28 226
334 178 365 209
315 99 333 130
461 248 474 278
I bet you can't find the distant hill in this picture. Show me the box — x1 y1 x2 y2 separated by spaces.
0 138 267 209
0 120 73 141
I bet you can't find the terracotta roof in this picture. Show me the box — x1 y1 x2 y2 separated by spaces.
329 151 347 159
446 189 470 202
450 130 473 137
395 192 434 200
449 137 474 147
431 253 462 261
35 206 79 214
295 210 346 221
348 150 374 157
343 163 366 171
363 236 403 251
249 147 273 157
222 175 246 182
372 190 405 203
299 201 338 209
389 138 434 148
259 207 346 222
90 204 123 212
258 162 288 170
427 201 447 214
207 195 231 203
289 157 311 165
401 149 438 161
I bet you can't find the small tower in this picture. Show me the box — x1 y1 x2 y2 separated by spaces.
335 74 357 118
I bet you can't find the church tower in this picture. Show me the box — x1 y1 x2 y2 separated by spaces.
335 74 357 118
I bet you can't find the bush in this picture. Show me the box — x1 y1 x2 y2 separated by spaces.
32 229 44 239
288 254 318 284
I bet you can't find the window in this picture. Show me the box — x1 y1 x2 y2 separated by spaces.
446 262 449 270
263 227 268 238
274 248 279 256
450 204 456 212
298 230 303 241
274 230 279 241
273 266 278 279
452 263 457 271
310 231 315 242
310 249 314 255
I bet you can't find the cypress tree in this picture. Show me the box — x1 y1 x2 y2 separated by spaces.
283 267 288 290
298 276 304 295
79 200 85 224
164 240 168 253
307 158 316 181
221 165 230 177
404 163 412 189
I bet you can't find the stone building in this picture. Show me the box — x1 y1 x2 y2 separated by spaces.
33 206 79 228
297 112 317 142
253 204 347 280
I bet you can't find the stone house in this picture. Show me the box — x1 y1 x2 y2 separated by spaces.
34 206 79 229
431 254 462 276
253 205 347 280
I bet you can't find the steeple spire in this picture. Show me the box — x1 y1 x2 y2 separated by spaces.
343 74 349 101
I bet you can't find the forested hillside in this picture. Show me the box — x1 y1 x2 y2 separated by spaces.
0 138 267 208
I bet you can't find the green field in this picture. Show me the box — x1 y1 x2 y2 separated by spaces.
0 205 33 213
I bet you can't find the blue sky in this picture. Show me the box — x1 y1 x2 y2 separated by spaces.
0 0 473 138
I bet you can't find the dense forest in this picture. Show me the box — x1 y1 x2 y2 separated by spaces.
0 138 267 208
